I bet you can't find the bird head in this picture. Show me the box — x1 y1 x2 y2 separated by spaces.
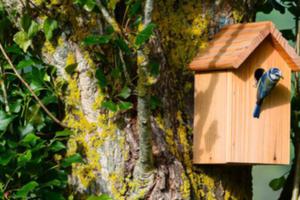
269 67 283 81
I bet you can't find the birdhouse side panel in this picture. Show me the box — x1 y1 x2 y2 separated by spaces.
193 71 230 164
230 39 290 164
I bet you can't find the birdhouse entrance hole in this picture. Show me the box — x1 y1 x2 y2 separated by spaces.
254 68 265 82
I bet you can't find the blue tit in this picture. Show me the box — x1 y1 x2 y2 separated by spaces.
253 67 283 118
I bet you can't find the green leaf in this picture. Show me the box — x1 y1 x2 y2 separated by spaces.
43 179 61 188
65 63 77 75
17 59 35 69
43 18 58 40
95 68 107 89
19 123 34 137
50 141 66 152
0 111 14 132
87 194 113 200
0 151 16 166
102 100 117 112
83 0 96 11
149 61 159 76
118 101 133 111
150 95 160 110
83 35 111 45
269 176 286 191
20 14 31 32
17 150 32 166
115 38 130 54
28 21 40 38
10 99 22 113
129 0 141 17
135 23 156 46
118 86 131 99
61 153 83 167
13 31 32 52
21 133 40 146
15 181 38 198
55 129 72 137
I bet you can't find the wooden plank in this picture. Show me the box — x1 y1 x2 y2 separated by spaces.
189 58 235 71
192 50 243 62
214 26 268 37
188 21 300 71
213 28 267 41
211 31 261 44
193 71 228 164
220 21 272 31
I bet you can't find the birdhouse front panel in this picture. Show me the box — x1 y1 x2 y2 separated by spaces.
190 21 300 165
229 38 291 164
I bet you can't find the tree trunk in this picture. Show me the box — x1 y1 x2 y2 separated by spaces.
1 0 257 199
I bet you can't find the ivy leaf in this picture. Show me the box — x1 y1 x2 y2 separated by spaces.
13 31 32 52
55 130 72 137
150 95 160 110
0 111 14 132
83 0 96 11
15 181 39 198
115 38 130 54
118 101 133 111
43 18 58 41
17 150 32 166
83 35 111 45
95 68 107 88
43 179 61 188
20 14 31 32
21 133 40 146
65 63 77 75
118 86 131 99
50 141 66 152
87 194 113 200
17 59 35 70
129 0 142 17
135 23 156 46
0 151 16 166
61 153 83 167
28 21 40 38
102 100 117 112
19 123 34 137
269 176 286 191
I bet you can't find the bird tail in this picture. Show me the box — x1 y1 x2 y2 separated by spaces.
253 104 261 118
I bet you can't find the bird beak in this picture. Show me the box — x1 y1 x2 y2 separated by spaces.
280 75 284 79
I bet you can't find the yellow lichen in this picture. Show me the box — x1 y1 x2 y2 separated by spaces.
33 0 44 6
42 40 56 55
65 52 76 67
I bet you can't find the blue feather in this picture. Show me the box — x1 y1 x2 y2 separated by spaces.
253 67 282 119
253 104 261 118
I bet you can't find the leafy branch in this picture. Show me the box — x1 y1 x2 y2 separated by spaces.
0 42 67 128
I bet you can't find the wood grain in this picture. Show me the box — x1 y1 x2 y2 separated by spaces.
189 21 300 72
193 39 291 164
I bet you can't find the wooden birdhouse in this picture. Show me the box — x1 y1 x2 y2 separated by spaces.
189 21 300 165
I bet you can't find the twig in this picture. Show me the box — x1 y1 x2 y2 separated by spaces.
118 49 132 86
143 0 154 25
0 42 68 128
136 0 154 173
0 64 10 113
95 0 122 33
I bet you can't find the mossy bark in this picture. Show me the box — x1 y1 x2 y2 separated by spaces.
1 0 257 199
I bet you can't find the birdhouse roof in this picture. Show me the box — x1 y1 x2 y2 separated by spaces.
189 21 300 72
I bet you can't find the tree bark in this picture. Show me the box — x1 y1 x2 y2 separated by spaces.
1 0 257 199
